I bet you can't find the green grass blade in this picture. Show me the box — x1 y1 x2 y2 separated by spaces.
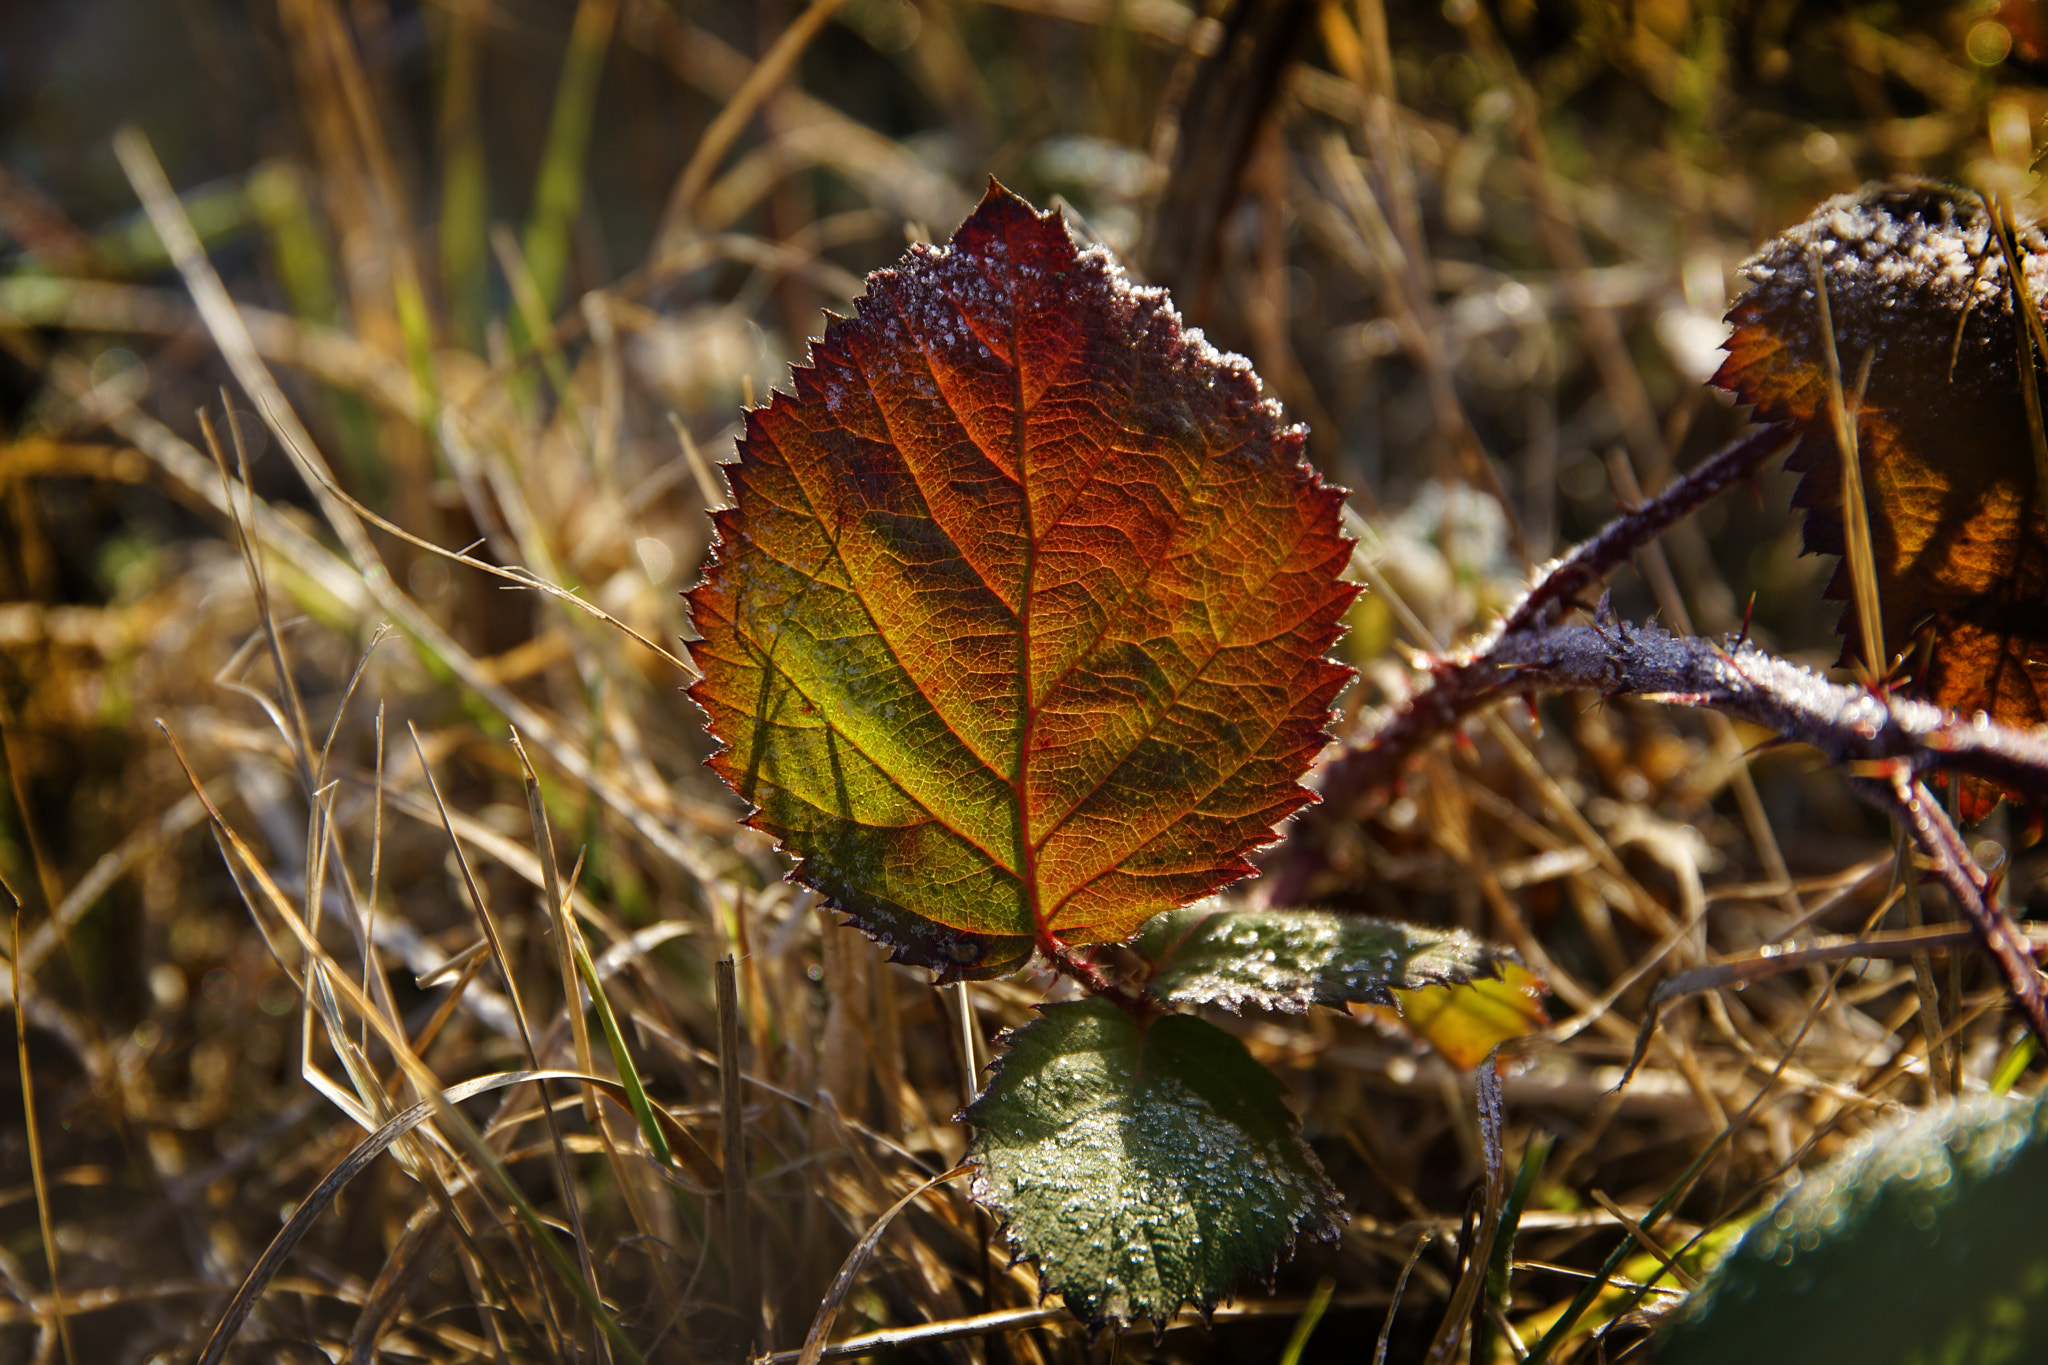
572 932 675 1172
519 0 618 336
434 0 490 351
1277 1277 1335 1365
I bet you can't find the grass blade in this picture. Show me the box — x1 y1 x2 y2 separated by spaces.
717 956 757 1345
519 0 619 327
11 911 76 1365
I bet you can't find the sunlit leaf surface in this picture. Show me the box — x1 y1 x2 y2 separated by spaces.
965 998 1341 1326
1661 1092 2048 1363
687 184 1356 973
1136 903 1516 1013
1717 181 2048 816
1354 963 1551 1070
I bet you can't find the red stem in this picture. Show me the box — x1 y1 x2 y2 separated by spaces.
1263 422 1793 903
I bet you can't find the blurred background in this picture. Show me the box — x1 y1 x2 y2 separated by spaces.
0 1 2044 1360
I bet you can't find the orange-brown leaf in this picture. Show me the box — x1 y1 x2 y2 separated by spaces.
1716 181 2048 816
687 184 1357 975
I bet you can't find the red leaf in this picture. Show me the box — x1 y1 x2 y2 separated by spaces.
1716 181 2048 818
687 184 1358 975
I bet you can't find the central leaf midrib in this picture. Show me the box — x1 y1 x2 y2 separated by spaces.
852 289 1025 779
1007 248 1045 942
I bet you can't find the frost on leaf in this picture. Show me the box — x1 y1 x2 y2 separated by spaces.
1716 180 2048 816
964 998 1341 1326
1135 903 1516 1013
1661 1092 2048 1363
686 182 1356 975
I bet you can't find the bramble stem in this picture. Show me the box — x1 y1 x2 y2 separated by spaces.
1266 422 1796 901
1489 621 2048 800
1042 941 1148 1014
1264 421 2048 1045
1855 770 2048 1047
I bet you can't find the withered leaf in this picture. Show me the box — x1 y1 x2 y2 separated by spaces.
1716 180 2048 815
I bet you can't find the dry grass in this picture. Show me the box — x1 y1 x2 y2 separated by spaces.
0 1 2043 1361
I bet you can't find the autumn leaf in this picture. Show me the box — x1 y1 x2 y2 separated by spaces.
1715 181 2048 815
1377 963 1551 1070
686 183 1357 975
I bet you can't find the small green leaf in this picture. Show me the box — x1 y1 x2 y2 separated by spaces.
1136 904 1514 1013
965 998 1340 1326
1660 1092 2048 1364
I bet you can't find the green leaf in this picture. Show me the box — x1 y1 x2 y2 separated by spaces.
1135 903 1515 1013
965 998 1341 1326
1660 1092 2048 1364
685 183 1356 976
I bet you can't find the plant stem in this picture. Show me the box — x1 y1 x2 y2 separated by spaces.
1266 422 1795 902
1264 419 2048 1046
1854 769 2048 1047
